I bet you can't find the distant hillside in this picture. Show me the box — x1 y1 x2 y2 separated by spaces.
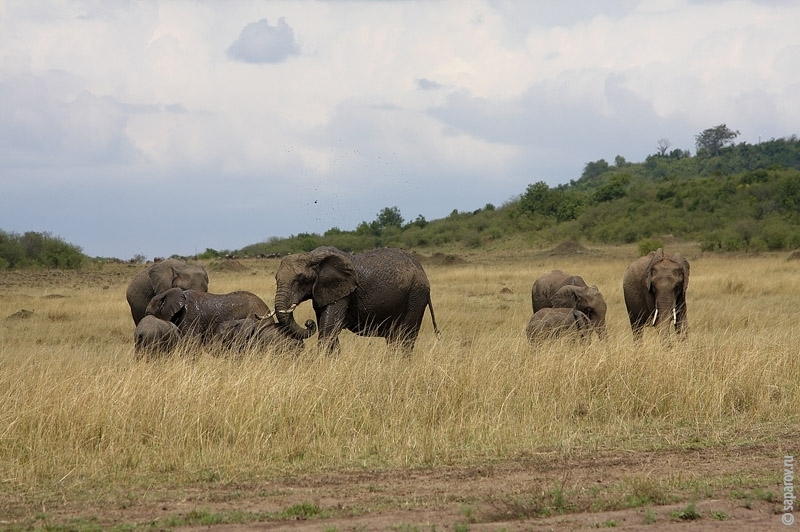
235 135 800 256
4 134 799 269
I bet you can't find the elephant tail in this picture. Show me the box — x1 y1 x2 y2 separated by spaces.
427 297 441 340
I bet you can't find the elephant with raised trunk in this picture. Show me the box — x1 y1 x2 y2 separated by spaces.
134 315 181 359
273 246 439 354
623 248 690 340
126 258 209 325
526 307 592 342
146 288 314 344
531 270 607 337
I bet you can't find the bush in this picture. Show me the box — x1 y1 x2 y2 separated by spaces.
638 238 664 256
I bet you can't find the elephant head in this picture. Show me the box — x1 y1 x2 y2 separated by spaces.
126 258 208 325
134 315 181 359
273 247 356 340
645 248 689 331
145 287 188 326
550 284 607 337
623 248 690 339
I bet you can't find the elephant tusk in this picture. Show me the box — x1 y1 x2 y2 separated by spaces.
276 304 297 314
673 307 677 325
652 309 658 326
256 309 276 320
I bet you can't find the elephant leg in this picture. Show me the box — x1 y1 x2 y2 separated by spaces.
316 300 348 354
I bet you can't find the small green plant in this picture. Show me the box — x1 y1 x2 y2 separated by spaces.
642 507 657 524
592 519 618 527
280 502 326 519
710 510 728 520
670 502 701 521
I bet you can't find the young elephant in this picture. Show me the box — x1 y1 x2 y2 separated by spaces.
145 288 312 343
526 307 592 342
126 258 209 325
623 248 690 340
134 315 181 359
213 316 317 355
531 270 607 336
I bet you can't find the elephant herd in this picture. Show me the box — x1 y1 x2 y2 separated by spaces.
127 247 689 359
526 247 690 342
127 247 439 359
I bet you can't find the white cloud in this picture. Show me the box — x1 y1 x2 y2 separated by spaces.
0 0 799 258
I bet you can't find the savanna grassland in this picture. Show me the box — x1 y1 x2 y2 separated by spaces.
0 244 797 531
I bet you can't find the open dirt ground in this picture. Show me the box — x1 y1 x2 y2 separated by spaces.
8 439 791 531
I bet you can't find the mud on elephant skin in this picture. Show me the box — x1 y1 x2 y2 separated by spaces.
273 246 440 354
126 258 209 325
145 288 313 344
531 269 607 337
134 315 181 359
622 248 690 340
526 307 592 342
213 316 316 355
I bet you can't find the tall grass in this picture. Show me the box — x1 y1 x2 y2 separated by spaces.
1 249 798 495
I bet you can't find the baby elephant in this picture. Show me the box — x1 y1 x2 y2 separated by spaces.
526 307 592 342
134 315 181 359
145 287 273 342
214 316 317 355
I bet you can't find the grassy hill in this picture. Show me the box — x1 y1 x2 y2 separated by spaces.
3 136 800 269
235 135 800 258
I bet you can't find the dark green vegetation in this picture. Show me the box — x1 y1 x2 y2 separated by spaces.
239 133 800 256
0 230 85 270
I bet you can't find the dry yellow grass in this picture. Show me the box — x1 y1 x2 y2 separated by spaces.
0 246 798 499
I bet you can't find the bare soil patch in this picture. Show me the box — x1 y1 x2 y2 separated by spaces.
7 439 789 531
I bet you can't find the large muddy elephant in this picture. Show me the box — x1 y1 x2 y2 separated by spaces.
622 248 690 340
531 270 607 336
126 258 209 325
273 246 439 354
145 287 313 344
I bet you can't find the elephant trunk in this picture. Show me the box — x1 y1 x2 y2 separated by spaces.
275 291 316 340
652 296 677 329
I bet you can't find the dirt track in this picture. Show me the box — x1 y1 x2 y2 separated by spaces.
18 439 789 531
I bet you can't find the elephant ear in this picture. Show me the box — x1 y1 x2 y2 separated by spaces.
312 252 358 307
552 285 580 309
673 253 690 294
148 264 178 294
159 288 187 323
644 248 665 291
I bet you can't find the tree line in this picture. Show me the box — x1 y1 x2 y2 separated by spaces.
3 127 800 268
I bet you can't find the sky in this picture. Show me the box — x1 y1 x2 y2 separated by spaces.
1 0 799 260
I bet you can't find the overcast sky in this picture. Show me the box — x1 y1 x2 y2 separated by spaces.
2 0 799 260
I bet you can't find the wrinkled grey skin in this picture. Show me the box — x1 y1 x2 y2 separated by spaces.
525 307 592 342
134 315 181 359
145 287 304 343
126 258 209 325
623 248 690 340
214 316 316 355
531 270 607 337
273 246 440 354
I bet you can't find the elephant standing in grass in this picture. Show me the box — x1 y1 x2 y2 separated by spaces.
214 316 313 355
526 307 592 342
531 270 607 337
134 315 181 359
623 248 690 340
145 287 313 344
273 246 439 354
126 258 209 325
